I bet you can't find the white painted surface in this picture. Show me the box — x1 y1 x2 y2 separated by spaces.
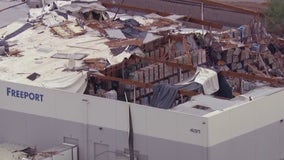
0 80 208 147
1 79 283 148
207 90 284 146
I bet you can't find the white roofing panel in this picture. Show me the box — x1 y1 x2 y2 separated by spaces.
148 24 180 33
143 32 163 44
105 28 126 39
144 13 163 19
165 14 186 21
0 13 143 93
0 20 115 93
109 51 131 65
173 28 207 35
133 15 154 26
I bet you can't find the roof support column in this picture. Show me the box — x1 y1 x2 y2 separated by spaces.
201 2 204 35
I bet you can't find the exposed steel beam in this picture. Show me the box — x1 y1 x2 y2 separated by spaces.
179 89 200 97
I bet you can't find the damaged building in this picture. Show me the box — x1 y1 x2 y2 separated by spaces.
0 0 284 160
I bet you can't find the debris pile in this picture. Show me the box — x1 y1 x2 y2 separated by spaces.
0 142 76 160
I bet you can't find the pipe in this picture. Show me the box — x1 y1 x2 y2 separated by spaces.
113 0 125 20
201 2 204 35
128 106 135 160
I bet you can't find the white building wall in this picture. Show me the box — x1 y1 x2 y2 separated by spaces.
0 80 208 147
206 90 284 160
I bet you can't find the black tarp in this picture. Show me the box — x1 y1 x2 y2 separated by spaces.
267 43 277 54
214 73 235 99
120 19 147 39
121 26 147 39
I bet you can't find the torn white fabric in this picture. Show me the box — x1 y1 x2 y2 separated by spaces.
42 11 66 27
133 16 154 26
194 67 219 95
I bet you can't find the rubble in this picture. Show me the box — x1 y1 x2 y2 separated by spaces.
51 21 86 38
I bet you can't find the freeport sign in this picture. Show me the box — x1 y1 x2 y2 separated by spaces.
6 87 44 102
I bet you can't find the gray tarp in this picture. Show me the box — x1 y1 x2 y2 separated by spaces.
151 83 202 109
151 84 179 109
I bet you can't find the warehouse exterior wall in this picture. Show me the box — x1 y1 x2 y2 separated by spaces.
0 80 208 160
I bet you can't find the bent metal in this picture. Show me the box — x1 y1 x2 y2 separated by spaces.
6 87 44 102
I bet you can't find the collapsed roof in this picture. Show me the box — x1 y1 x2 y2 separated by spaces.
0 0 283 112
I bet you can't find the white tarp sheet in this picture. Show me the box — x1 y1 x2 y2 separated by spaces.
194 67 219 95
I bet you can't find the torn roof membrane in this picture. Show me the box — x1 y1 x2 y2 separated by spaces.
0 1 185 94
0 0 283 113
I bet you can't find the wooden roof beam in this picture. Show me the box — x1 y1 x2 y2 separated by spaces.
132 55 284 85
101 55 283 86
91 74 153 88
91 74 199 97
220 71 284 86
